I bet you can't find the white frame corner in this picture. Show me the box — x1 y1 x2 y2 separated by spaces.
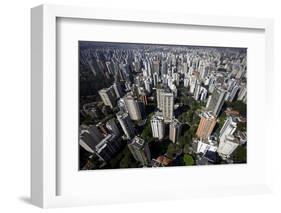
31 4 274 208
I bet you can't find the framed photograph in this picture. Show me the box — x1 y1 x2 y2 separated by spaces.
31 4 274 208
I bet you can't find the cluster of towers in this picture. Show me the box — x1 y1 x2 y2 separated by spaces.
79 42 247 168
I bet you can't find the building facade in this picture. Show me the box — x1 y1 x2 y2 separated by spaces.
151 112 165 140
206 87 226 116
219 116 237 143
123 94 145 121
163 92 174 123
106 118 121 137
169 118 182 143
156 88 165 110
217 134 240 159
98 86 117 109
128 136 151 167
196 111 217 139
116 111 135 139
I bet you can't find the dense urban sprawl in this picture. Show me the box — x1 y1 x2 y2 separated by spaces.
79 42 247 170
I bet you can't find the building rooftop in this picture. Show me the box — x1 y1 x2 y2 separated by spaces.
225 134 240 144
200 111 216 119
130 136 145 149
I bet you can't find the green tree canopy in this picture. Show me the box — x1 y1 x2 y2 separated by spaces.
183 144 190 154
183 154 194 166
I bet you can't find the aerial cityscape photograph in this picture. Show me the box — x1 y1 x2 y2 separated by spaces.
79 41 247 170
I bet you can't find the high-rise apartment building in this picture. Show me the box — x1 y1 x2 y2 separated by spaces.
152 60 160 75
144 78 152 93
123 94 145 121
94 134 120 162
163 92 174 123
196 111 216 139
112 82 124 99
116 111 135 139
206 87 226 116
156 88 165 111
169 119 182 143
153 72 159 87
106 118 121 137
128 136 151 166
151 112 165 140
79 125 104 153
217 134 240 159
98 86 117 109
238 84 247 103
219 116 237 143
189 75 198 94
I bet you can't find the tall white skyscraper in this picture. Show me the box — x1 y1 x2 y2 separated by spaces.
184 77 189 88
123 94 144 121
194 84 201 101
98 86 117 109
217 134 240 159
163 92 174 123
151 112 165 140
144 78 152 93
200 87 208 101
219 117 237 142
189 75 198 94
153 72 159 87
156 88 165 111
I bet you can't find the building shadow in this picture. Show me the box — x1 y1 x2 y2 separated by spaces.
18 196 31 205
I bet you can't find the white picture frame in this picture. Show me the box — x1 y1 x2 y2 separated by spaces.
31 4 274 208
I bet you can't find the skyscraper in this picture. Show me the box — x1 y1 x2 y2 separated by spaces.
112 82 124 99
117 98 127 113
116 111 135 139
79 125 104 153
217 134 240 159
144 78 152 93
153 72 159 86
184 77 189 88
189 75 198 94
106 118 121 137
156 88 165 110
169 119 182 143
238 84 247 103
123 94 145 121
200 87 208 101
206 87 226 116
151 112 165 140
194 84 201 101
98 86 117 109
196 111 216 139
128 136 151 167
220 116 237 136
94 134 119 162
161 60 168 77
163 92 174 123
152 60 160 74
87 125 103 143
225 85 239 102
